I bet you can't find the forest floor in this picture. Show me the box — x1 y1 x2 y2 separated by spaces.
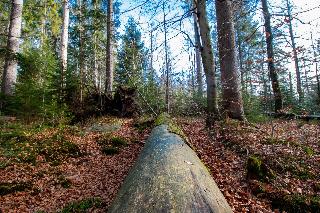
0 115 319 212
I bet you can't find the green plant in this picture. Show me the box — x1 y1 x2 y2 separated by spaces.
59 197 103 213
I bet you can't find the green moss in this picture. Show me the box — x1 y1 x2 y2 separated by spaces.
134 116 154 132
111 136 128 147
0 182 32 196
57 176 72 188
272 194 320 213
102 146 119 155
264 137 288 145
154 113 190 145
247 155 276 181
59 197 103 213
303 146 314 156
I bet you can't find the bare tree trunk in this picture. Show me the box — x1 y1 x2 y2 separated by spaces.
163 1 170 113
311 32 320 103
60 0 69 97
215 0 245 120
93 0 99 90
195 0 219 123
193 10 203 98
261 0 283 113
1 0 23 96
286 0 303 102
303 60 309 94
77 0 84 103
105 0 114 96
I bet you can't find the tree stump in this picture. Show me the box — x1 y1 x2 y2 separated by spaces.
108 125 232 213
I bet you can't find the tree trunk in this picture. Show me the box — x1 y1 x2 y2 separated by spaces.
109 125 232 213
1 0 23 96
215 0 245 120
286 0 303 102
195 0 219 122
78 0 84 103
311 32 320 103
261 0 283 113
60 0 69 97
193 11 203 98
163 1 170 113
105 0 114 95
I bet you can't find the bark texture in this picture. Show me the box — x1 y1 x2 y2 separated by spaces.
193 11 203 98
215 0 245 120
60 0 69 93
1 0 23 95
109 125 232 213
105 0 114 95
195 0 219 121
261 0 283 112
286 0 302 102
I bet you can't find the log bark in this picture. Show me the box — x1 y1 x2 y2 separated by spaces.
1 0 23 95
108 125 232 213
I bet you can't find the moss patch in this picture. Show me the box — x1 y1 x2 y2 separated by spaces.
271 194 320 213
102 147 119 155
0 182 32 196
134 116 154 132
154 113 190 146
59 197 103 213
246 155 276 182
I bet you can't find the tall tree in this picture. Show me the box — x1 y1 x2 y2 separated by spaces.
261 0 283 112
1 0 23 95
105 0 114 95
215 0 245 120
195 0 219 123
192 6 203 98
60 0 70 96
286 0 302 102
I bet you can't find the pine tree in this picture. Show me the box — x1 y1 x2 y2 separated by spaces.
116 17 146 87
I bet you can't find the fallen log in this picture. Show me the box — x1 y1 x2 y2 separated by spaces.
108 125 232 213
265 112 320 121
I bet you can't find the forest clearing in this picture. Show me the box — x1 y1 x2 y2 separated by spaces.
1 0 320 212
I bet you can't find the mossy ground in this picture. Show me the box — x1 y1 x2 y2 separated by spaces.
97 134 128 155
0 125 82 167
58 197 103 213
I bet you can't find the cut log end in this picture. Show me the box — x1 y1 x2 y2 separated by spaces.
108 125 232 213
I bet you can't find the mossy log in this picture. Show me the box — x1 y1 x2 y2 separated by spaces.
108 125 232 213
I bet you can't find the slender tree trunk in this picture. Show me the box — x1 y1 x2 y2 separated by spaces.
311 32 320 103
286 0 302 102
195 0 219 123
1 0 23 95
105 0 114 95
193 11 203 98
77 0 85 103
303 60 309 94
60 0 69 98
289 70 293 98
163 1 170 113
215 0 245 120
40 2 47 46
261 0 283 112
93 0 99 90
